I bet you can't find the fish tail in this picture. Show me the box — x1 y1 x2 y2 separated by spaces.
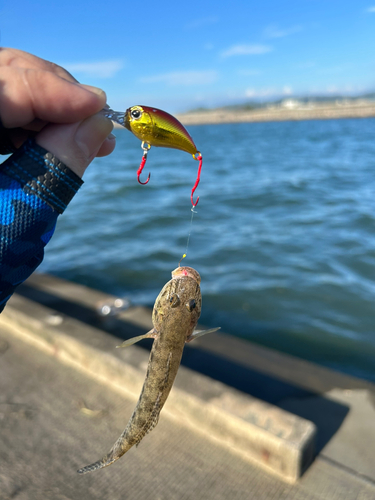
77 435 131 474
77 453 118 474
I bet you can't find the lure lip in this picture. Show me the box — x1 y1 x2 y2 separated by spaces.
123 108 132 132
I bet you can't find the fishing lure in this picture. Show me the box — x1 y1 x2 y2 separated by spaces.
104 105 202 207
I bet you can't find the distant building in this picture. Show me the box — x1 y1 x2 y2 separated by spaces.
281 99 300 109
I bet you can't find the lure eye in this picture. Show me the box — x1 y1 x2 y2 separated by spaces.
169 294 180 308
186 299 196 312
131 108 142 119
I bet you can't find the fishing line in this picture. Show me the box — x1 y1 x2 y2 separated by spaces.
179 207 197 265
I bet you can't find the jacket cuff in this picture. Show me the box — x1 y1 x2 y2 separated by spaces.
0 138 83 214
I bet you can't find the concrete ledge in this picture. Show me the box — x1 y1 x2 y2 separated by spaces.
20 272 375 395
1 287 316 483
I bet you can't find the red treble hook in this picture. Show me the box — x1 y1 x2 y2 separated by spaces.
191 153 202 207
137 148 151 185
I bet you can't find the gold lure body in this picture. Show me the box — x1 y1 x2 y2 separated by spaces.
124 105 199 158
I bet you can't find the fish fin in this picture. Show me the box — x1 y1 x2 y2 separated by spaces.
78 430 132 474
77 443 122 474
186 327 221 343
116 329 157 348
135 392 162 448
135 352 172 447
77 455 116 475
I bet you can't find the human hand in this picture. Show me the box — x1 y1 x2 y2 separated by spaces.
0 48 116 177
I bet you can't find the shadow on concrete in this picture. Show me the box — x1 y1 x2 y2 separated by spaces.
16 282 349 455
179 347 349 454
278 395 350 455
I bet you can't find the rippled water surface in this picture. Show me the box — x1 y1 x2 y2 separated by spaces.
40 118 375 381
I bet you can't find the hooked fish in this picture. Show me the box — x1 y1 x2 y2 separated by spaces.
77 266 218 474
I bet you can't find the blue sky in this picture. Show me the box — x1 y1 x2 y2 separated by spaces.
1 0 375 112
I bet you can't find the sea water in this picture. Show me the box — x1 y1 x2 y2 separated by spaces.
40 117 375 382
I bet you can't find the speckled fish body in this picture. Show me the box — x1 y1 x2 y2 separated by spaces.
124 105 198 156
77 266 218 474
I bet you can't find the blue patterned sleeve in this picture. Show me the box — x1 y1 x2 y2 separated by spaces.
0 139 83 312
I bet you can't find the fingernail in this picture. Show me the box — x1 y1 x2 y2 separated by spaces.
82 84 107 98
75 114 113 159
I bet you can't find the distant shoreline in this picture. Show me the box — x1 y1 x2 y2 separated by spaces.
175 102 375 126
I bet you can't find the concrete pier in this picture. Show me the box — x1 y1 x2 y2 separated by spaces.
0 273 374 499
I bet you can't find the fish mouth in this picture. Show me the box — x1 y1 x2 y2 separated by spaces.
172 266 201 284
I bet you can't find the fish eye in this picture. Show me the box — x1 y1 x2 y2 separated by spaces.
186 299 196 312
169 294 180 308
131 109 142 119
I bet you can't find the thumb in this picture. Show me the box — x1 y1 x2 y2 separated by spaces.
35 113 115 177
